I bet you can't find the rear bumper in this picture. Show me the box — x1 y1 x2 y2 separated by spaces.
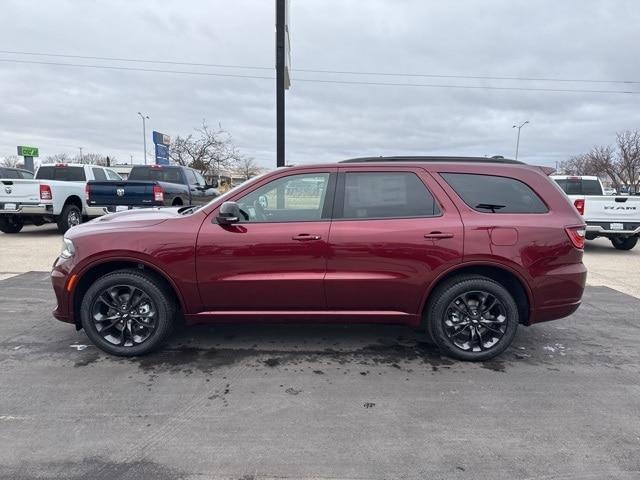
529 262 587 324
586 222 640 236
85 206 110 217
0 203 53 215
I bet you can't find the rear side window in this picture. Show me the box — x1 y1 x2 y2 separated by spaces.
19 170 34 179
339 172 440 219
36 166 86 181
554 178 603 196
92 168 107 181
441 173 548 214
129 167 182 184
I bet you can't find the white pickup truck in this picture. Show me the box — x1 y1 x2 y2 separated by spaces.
552 175 640 250
0 163 122 234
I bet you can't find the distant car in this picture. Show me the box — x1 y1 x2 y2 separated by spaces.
552 175 640 250
52 156 587 362
86 165 219 210
0 167 34 179
603 187 617 196
0 163 123 234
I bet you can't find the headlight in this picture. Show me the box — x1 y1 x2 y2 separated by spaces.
60 238 75 259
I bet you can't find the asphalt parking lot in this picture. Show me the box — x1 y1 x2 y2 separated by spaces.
1 226 640 479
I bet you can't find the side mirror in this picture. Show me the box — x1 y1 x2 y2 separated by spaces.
216 201 242 225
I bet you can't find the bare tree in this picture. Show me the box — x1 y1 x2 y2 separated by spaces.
0 155 21 168
559 154 599 176
615 130 640 193
169 121 242 177
237 156 259 180
45 153 72 164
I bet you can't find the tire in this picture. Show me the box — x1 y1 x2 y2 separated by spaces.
0 216 24 233
611 236 638 251
426 275 519 361
56 204 82 233
80 269 177 356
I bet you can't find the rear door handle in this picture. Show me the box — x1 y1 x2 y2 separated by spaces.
424 231 454 239
292 233 322 241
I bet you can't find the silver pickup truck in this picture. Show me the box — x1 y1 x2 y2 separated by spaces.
552 175 640 250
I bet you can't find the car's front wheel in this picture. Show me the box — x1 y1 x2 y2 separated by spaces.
80 269 176 356
611 236 638 251
426 275 519 361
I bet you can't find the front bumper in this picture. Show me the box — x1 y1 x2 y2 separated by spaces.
51 261 75 325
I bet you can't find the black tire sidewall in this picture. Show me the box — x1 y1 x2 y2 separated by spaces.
611 236 638 250
80 270 175 356
0 216 24 233
57 205 82 233
428 276 519 361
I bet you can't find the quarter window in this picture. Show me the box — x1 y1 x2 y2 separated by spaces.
441 173 548 214
339 172 440 219
92 168 107 181
236 173 331 223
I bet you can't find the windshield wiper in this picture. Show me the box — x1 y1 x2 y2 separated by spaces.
475 203 506 213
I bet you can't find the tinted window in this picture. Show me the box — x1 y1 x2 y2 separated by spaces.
129 167 183 184
36 166 86 181
442 173 548 214
105 169 122 180
340 172 439 219
554 178 602 196
0 168 20 179
236 173 330 222
92 167 107 181
185 169 199 185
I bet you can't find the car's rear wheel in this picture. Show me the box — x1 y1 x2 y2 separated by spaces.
57 204 82 233
80 270 176 356
426 275 519 361
611 236 638 251
0 215 24 233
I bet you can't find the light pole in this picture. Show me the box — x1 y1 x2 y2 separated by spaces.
78 147 84 163
137 112 150 165
512 120 529 161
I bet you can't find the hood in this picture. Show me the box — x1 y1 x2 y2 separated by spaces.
67 207 185 237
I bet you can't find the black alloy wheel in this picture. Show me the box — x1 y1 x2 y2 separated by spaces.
426 275 519 361
80 270 176 356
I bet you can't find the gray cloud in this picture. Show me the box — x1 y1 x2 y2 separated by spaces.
0 0 638 168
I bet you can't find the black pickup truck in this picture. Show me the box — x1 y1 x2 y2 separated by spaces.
86 165 219 210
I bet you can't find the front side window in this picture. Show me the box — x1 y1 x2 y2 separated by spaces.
339 172 440 219
105 169 122 180
235 173 331 223
441 173 548 213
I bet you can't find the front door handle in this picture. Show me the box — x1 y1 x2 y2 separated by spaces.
292 233 322 241
424 231 454 239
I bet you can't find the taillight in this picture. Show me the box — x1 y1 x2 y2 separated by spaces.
85 183 90 202
573 198 585 215
153 184 164 202
40 184 52 200
565 226 586 249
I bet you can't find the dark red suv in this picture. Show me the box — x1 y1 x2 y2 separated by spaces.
51 157 587 361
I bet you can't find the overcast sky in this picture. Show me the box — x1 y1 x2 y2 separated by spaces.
0 0 639 168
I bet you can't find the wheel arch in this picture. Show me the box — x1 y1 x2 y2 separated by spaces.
422 262 532 325
63 195 83 210
71 258 186 329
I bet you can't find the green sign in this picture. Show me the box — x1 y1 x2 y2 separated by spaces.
17 146 39 157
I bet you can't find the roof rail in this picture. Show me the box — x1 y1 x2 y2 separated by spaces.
339 156 525 165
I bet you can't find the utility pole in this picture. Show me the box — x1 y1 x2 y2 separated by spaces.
78 147 84 163
137 112 149 165
275 0 286 168
512 120 529 161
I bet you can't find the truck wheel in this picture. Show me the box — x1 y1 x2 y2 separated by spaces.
0 216 24 234
611 236 638 251
426 275 519 361
80 269 176 356
56 204 82 233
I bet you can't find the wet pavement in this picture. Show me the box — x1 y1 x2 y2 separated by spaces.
1 272 639 479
